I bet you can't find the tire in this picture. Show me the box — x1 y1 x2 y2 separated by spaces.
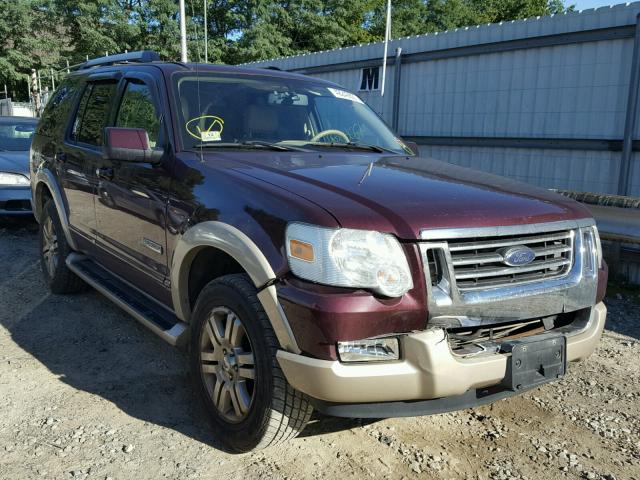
190 273 313 452
38 199 86 294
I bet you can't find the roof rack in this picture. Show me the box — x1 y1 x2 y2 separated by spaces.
80 50 161 70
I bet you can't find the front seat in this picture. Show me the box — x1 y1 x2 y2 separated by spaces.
244 105 279 142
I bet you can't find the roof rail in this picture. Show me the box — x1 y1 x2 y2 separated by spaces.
80 50 161 70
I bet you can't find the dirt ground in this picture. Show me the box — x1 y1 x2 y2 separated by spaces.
0 217 638 480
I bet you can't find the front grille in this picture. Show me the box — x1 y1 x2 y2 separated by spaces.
446 229 574 291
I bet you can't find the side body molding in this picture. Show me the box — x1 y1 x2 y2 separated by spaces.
32 168 78 251
171 221 301 354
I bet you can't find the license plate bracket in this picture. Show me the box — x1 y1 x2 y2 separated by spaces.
500 335 567 391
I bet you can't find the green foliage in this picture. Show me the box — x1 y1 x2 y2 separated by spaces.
0 0 575 100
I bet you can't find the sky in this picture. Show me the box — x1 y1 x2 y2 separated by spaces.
572 0 630 10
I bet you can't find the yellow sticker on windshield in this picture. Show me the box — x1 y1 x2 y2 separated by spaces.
186 115 224 141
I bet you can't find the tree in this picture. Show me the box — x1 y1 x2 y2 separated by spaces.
0 0 576 100
0 0 65 99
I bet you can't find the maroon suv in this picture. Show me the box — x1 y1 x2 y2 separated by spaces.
30 51 608 452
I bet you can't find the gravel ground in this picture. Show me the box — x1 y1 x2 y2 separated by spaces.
0 216 639 480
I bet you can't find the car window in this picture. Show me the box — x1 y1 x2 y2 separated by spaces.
37 77 81 139
116 81 161 148
172 73 410 154
313 96 384 147
73 81 117 147
0 122 36 151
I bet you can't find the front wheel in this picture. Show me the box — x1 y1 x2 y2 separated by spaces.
190 274 313 452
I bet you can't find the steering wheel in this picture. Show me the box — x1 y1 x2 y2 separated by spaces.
310 129 350 143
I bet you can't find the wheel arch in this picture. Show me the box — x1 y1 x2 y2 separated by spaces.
171 221 300 354
32 169 77 250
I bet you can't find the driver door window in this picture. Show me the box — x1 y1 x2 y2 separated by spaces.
116 81 161 147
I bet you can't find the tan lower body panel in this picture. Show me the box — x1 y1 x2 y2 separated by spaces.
277 302 606 403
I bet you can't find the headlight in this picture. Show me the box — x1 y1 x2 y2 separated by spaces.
286 223 413 297
0 172 29 186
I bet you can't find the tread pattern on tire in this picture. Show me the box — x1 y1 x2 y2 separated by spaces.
201 274 313 450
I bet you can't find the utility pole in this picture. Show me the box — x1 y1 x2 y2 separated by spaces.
380 0 392 97
179 0 188 63
31 69 40 117
204 0 208 63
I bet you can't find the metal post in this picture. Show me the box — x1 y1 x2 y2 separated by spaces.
392 47 402 132
204 0 208 63
619 13 640 196
50 68 55 90
179 0 188 63
37 70 42 96
380 0 391 97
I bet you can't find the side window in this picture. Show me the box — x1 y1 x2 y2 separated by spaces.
116 81 161 148
71 85 92 142
73 81 117 147
37 77 80 138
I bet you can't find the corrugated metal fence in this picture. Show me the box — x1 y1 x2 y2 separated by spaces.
247 3 640 198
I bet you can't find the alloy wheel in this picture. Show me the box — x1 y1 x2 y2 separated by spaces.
41 216 59 277
200 306 256 423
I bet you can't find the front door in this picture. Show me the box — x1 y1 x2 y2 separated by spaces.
93 74 173 305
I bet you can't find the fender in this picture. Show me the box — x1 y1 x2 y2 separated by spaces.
32 168 78 251
171 221 301 354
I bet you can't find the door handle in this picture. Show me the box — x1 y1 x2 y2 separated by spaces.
96 166 114 180
56 151 67 162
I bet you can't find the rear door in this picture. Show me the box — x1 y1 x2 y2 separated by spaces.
60 77 119 245
93 72 173 305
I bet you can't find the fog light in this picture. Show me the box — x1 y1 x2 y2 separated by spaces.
337 338 399 362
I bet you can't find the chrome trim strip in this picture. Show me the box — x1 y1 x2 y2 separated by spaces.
66 253 188 347
454 258 571 280
420 218 595 240
170 221 301 354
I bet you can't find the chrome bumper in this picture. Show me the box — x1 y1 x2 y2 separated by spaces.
277 302 606 404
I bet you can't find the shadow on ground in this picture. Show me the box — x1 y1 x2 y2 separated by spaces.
0 218 377 454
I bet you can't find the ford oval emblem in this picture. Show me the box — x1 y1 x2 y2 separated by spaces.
500 246 536 267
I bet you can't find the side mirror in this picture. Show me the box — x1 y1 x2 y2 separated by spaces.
104 127 163 163
403 140 419 156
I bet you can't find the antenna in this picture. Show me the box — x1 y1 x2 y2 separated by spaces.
380 0 392 97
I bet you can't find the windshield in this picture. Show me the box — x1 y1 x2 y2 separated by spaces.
0 120 36 151
172 72 412 155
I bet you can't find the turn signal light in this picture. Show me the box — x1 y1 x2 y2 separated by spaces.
289 239 315 262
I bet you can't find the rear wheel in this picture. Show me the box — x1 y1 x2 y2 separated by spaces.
190 274 312 452
39 199 86 294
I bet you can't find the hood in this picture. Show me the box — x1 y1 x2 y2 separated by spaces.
206 151 593 240
0 151 30 177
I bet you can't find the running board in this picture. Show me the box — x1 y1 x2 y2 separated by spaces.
66 253 189 347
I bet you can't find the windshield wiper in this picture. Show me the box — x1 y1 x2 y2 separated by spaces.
193 141 304 152
304 141 391 153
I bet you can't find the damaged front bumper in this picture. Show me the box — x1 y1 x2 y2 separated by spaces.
276 302 606 417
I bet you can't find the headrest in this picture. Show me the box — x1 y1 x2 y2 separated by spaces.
245 105 279 136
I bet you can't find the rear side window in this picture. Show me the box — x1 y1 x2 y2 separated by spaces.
37 77 81 139
116 81 161 147
72 81 117 147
